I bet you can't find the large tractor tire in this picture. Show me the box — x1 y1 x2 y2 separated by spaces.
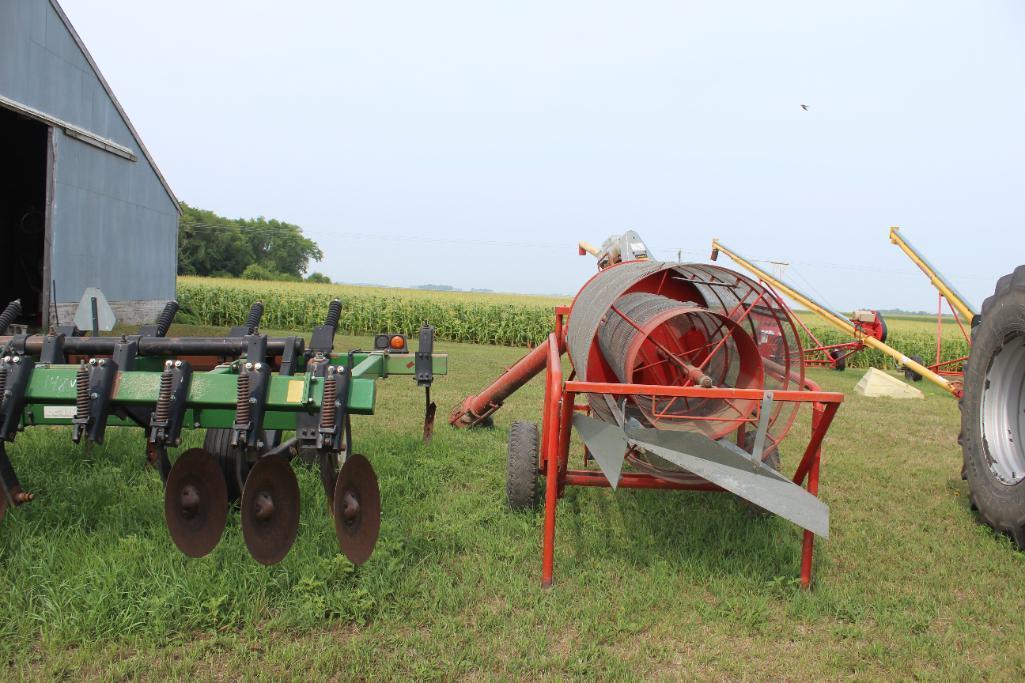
960 265 1025 548
506 421 541 510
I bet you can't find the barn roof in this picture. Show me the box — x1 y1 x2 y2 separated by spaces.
50 0 181 215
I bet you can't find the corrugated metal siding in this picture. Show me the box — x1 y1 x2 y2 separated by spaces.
51 130 177 302
0 0 177 306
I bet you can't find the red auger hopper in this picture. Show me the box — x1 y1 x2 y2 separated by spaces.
452 233 845 587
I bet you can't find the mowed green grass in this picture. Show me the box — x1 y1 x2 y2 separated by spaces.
2 327 1023 679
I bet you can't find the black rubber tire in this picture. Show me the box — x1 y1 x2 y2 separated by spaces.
203 428 271 502
829 349 846 371
904 355 924 382
506 421 540 510
960 265 1025 549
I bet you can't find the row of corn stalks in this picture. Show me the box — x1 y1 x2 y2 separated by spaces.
177 281 968 369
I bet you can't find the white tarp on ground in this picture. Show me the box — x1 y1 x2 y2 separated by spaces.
854 367 924 399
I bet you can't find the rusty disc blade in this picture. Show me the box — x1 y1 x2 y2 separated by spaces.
240 453 300 565
164 448 228 558
333 453 381 565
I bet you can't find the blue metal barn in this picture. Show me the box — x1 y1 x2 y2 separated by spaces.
0 0 179 326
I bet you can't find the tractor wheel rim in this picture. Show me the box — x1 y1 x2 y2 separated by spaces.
981 334 1025 485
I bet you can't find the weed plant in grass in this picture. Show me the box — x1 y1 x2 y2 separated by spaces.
2 327 1022 678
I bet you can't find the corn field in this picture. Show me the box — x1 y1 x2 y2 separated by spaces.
177 280 556 347
176 278 970 367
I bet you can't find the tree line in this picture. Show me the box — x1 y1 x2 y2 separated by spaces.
177 202 329 283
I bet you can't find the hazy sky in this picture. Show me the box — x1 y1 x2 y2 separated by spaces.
60 1 1025 312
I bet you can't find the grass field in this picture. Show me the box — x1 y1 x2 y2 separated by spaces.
3 325 1021 680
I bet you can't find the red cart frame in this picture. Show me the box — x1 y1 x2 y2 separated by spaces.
927 291 970 377
537 316 844 589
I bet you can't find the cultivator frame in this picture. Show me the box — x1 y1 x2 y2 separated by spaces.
0 297 446 565
535 311 843 588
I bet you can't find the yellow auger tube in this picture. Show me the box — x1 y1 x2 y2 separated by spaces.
888 226 976 325
710 238 959 397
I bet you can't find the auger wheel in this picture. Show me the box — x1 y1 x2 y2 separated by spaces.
960 265 1025 548
506 421 541 511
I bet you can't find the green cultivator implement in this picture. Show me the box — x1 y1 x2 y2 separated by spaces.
0 298 446 565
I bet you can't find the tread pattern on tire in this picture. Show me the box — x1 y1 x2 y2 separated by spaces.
960 265 1025 548
203 428 255 502
506 421 540 511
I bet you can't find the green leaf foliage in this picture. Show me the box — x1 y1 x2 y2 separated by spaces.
177 202 323 279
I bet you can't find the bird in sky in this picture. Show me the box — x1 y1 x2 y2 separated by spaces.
800 104 809 111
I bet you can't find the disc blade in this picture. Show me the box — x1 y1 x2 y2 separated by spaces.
333 453 381 565
164 448 229 558
241 453 300 565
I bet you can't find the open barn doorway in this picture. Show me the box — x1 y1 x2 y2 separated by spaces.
0 106 50 327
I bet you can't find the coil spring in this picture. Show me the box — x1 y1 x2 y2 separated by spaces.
245 301 265 333
155 367 173 423
324 299 342 330
321 373 337 429
0 362 7 409
75 363 90 419
155 301 179 337
235 372 251 425
0 299 21 336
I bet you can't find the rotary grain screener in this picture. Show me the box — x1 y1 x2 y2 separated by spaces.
452 233 844 587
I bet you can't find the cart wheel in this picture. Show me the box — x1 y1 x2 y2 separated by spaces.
829 350 846 371
960 265 1025 549
904 355 924 382
507 421 540 510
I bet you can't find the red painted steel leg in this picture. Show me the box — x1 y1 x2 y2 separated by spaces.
541 434 559 588
541 334 563 588
557 391 574 492
800 407 824 589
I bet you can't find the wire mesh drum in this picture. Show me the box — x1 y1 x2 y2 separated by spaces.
566 260 805 461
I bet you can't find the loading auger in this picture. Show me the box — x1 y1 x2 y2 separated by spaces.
889 226 973 379
710 239 962 397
